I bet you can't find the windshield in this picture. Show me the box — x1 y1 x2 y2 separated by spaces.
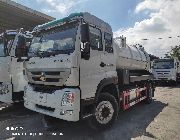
28 22 78 57
153 59 174 69
0 38 5 57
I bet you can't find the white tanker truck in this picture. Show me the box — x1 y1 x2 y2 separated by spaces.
0 30 32 103
152 58 180 85
22 12 155 129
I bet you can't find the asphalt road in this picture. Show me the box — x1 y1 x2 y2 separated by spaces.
0 84 180 140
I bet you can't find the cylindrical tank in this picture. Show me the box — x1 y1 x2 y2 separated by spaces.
113 37 150 71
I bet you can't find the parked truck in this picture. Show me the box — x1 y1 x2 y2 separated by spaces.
22 12 155 129
0 30 32 103
152 58 180 85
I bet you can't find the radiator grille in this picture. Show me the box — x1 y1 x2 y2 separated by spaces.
27 69 70 86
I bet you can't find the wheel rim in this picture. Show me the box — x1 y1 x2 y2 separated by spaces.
95 101 114 124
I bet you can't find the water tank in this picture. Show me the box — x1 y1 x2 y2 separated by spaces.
113 37 150 70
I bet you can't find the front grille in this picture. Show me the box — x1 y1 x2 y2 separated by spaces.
158 78 168 80
31 72 41 75
45 72 60 75
27 69 70 86
32 84 61 93
36 104 55 112
32 77 60 82
46 78 60 82
157 73 169 75
31 71 61 75
156 71 170 73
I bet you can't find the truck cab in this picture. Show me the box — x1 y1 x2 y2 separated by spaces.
0 30 32 103
152 58 180 84
24 12 116 121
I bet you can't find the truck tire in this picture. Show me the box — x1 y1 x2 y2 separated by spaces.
145 83 153 104
170 81 177 86
88 92 118 130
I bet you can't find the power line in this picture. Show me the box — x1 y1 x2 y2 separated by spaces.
141 35 180 41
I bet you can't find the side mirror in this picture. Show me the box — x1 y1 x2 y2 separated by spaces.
81 42 90 60
81 23 90 43
15 36 28 58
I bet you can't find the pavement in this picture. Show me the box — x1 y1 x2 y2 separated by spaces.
0 84 180 140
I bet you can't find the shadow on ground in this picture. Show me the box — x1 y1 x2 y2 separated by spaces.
0 99 168 140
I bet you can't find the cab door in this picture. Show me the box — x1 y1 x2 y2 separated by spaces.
100 33 116 77
0 57 11 83
80 26 106 100
0 41 13 103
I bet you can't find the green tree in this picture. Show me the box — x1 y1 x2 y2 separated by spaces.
170 45 180 60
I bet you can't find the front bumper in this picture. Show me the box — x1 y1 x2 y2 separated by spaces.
0 83 13 104
154 76 176 81
24 84 80 122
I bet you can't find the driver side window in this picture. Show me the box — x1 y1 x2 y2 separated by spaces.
89 26 103 51
105 33 113 53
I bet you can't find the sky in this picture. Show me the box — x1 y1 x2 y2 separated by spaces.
12 0 180 57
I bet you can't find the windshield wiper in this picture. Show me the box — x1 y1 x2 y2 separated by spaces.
50 49 74 55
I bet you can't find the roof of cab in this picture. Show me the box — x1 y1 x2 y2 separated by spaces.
34 12 112 33
34 12 84 31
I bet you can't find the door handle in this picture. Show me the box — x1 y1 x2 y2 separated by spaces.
100 62 106 67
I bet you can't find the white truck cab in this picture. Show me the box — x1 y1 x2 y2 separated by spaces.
152 58 180 84
0 30 32 103
24 12 154 129
24 13 115 121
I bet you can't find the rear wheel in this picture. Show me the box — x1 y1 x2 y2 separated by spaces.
145 83 154 104
88 92 118 130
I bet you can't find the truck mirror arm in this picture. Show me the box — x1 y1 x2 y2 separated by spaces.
81 42 90 60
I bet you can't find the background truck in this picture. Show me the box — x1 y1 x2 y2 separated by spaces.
152 58 180 85
0 30 32 103
22 12 155 129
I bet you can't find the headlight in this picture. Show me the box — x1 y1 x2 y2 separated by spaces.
61 92 75 106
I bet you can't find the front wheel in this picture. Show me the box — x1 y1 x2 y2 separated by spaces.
88 92 118 130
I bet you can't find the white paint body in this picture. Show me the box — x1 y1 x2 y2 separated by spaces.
0 32 29 103
24 84 80 121
152 58 180 82
24 13 151 122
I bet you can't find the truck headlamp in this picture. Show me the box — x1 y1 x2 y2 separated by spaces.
61 92 75 106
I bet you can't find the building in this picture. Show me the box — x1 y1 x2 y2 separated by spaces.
0 0 55 32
